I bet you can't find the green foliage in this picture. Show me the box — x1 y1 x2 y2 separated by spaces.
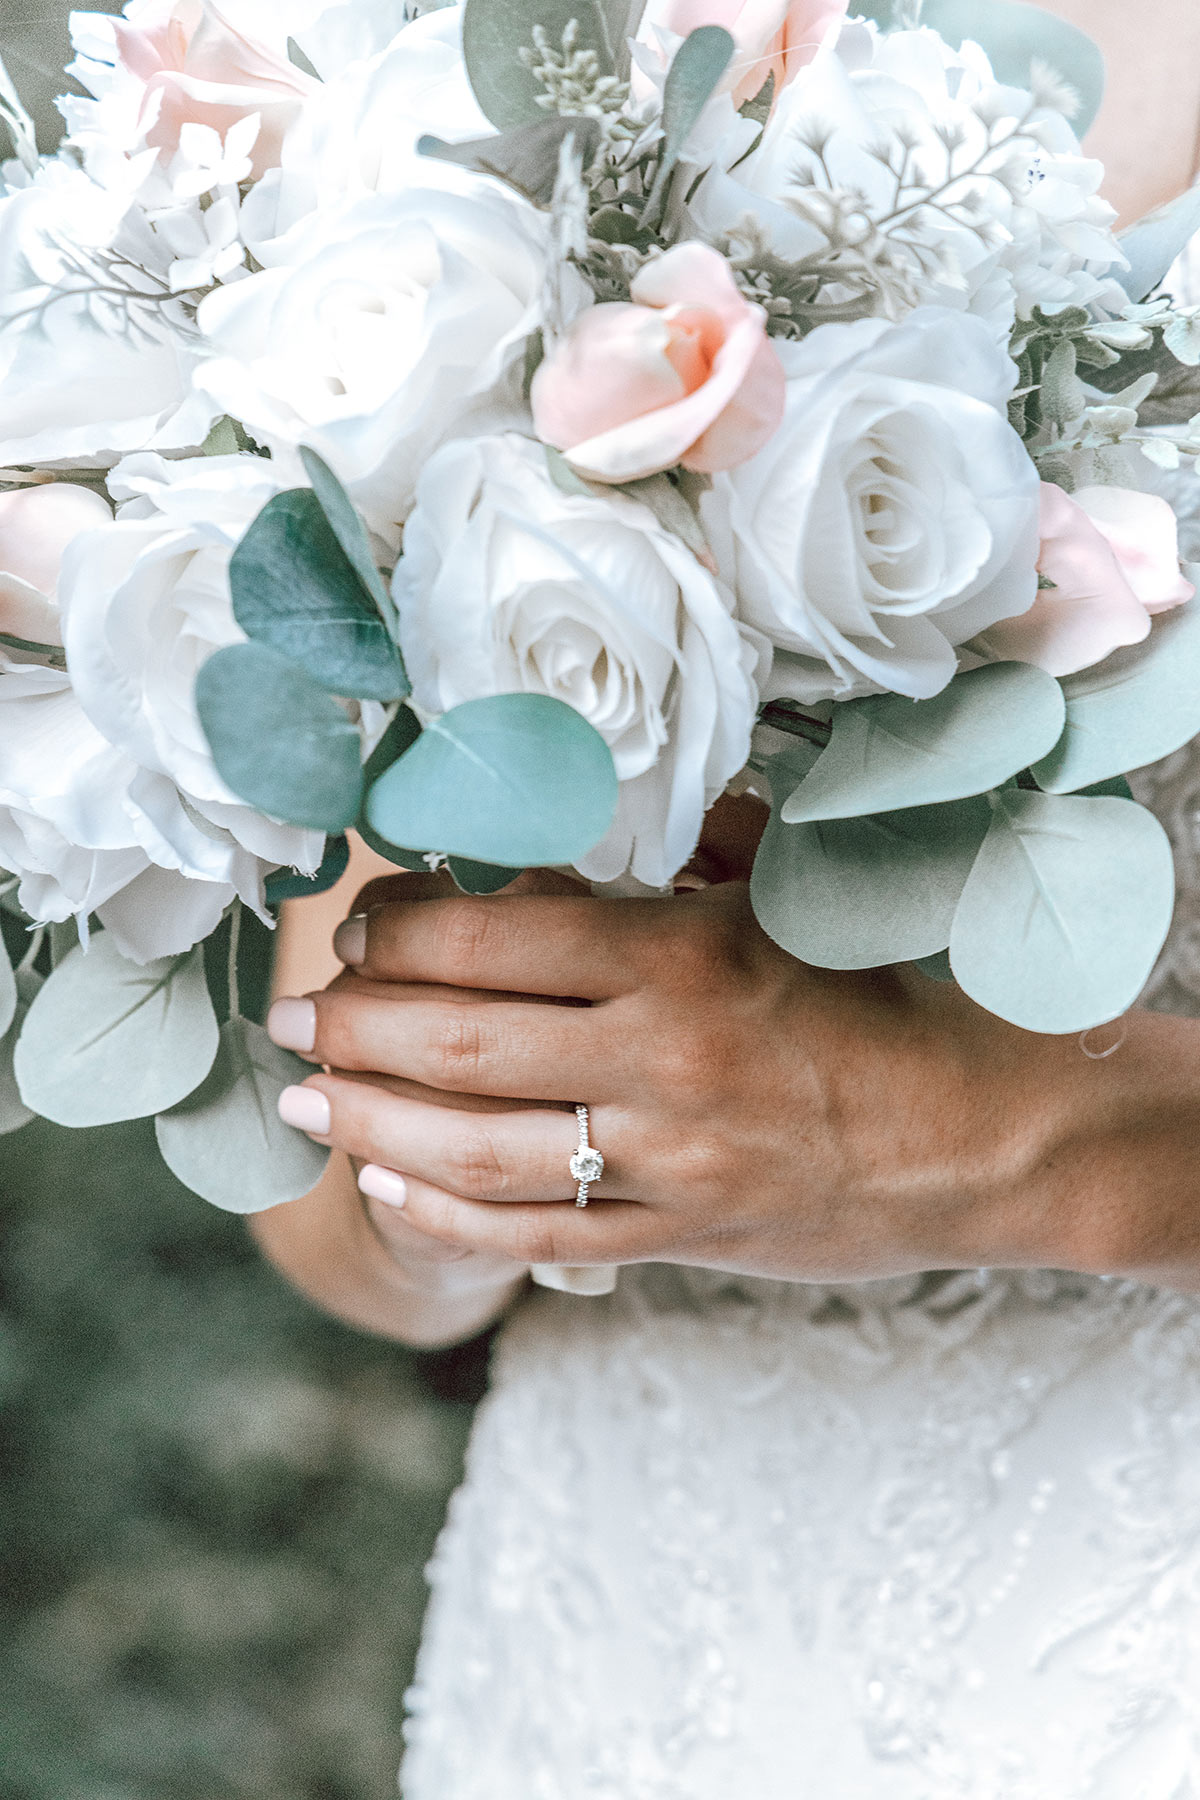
914 949 955 983
0 965 39 1135
0 630 67 668
857 0 1104 134
197 643 365 834
419 116 603 204
950 790 1175 1033
366 693 618 868
781 663 1065 825
1116 185 1200 303
448 857 525 894
264 835 351 907
354 707 430 869
463 0 631 129
156 1018 331 1214
751 790 991 969
298 447 401 645
1031 599 1200 794
0 933 15 1038
641 27 735 224
14 936 220 1128
230 489 405 703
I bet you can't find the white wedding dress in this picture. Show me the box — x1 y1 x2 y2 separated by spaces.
400 251 1200 1800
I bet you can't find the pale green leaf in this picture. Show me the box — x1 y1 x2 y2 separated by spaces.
0 967 40 1136
196 643 365 834
1116 185 1200 303
782 663 1065 825
1031 600 1200 794
751 795 991 970
949 790 1174 1032
297 447 401 646
366 693 618 868
156 1017 330 1214
641 27 735 223
419 117 603 205
14 936 220 1128
462 0 631 130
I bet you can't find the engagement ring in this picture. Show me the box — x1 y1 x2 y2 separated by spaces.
570 1105 604 1207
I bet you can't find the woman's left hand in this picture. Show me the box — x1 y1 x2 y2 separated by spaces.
266 879 1200 1287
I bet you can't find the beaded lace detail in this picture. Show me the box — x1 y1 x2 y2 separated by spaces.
401 262 1200 1800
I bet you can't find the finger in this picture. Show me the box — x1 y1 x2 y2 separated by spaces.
360 1180 529 1292
377 1175 657 1270
269 989 609 1101
278 1073 633 1203
333 893 641 999
349 866 586 919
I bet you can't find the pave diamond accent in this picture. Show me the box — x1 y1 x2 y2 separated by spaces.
570 1147 604 1185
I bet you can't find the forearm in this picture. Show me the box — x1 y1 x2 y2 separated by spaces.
249 1153 528 1349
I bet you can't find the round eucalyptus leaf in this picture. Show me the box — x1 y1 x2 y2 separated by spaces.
914 950 955 984
366 694 618 868
448 857 525 895
197 642 365 834
15 936 220 1128
230 488 406 702
641 27 735 220
751 795 991 970
0 967 41 1137
463 0 630 129
1116 185 1200 303
156 1017 330 1214
265 835 351 907
949 790 1175 1033
782 663 1065 825
1031 601 1200 795
297 447 402 646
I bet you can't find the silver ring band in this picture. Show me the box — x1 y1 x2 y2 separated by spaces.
569 1104 604 1207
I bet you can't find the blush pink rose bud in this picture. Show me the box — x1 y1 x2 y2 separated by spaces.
656 0 848 107
0 484 113 648
979 483 1194 678
115 0 316 177
531 243 787 485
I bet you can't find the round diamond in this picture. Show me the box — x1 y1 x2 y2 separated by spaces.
570 1147 604 1185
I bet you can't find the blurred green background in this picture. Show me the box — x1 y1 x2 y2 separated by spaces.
0 7 478 1797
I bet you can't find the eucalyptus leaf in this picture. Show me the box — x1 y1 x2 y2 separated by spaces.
855 0 1104 134
462 0 630 130
448 857 525 895
641 27 735 224
782 663 1066 824
297 447 401 645
1031 600 1200 794
366 693 618 868
419 117 602 205
230 488 405 702
354 708 430 868
0 966 40 1136
264 835 351 907
197 643 365 834
0 937 15 1038
950 790 1174 1033
914 949 955 983
1115 184 1200 303
750 795 991 970
156 1017 331 1213
14 936 220 1128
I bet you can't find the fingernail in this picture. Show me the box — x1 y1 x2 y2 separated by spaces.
334 914 368 966
359 1165 407 1209
278 1085 331 1136
267 997 317 1055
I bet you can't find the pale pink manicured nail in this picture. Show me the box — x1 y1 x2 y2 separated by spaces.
267 996 317 1055
359 1165 407 1209
278 1085 331 1136
334 914 368 966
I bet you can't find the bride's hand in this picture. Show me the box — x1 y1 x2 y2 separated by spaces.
267 875 1200 1287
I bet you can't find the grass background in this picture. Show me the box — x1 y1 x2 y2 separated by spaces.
0 8 478 1796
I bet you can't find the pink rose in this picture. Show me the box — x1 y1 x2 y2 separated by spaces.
979 483 1194 678
0 484 113 648
530 243 786 484
114 0 316 177
653 0 848 107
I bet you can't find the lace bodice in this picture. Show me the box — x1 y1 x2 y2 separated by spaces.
399 262 1200 1799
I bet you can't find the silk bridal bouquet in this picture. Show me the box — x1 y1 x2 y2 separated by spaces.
3 0 1200 1216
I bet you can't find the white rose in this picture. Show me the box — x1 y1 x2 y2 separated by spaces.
195 184 559 542
705 308 1040 702
396 434 769 888
690 21 1123 335
0 165 217 467
53 452 328 954
241 9 492 262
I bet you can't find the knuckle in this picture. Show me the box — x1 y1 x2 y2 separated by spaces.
511 1213 563 1268
432 1008 489 1086
449 1126 509 1201
434 900 501 984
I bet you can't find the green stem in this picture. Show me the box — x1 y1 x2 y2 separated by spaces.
227 899 242 1022
18 925 45 975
